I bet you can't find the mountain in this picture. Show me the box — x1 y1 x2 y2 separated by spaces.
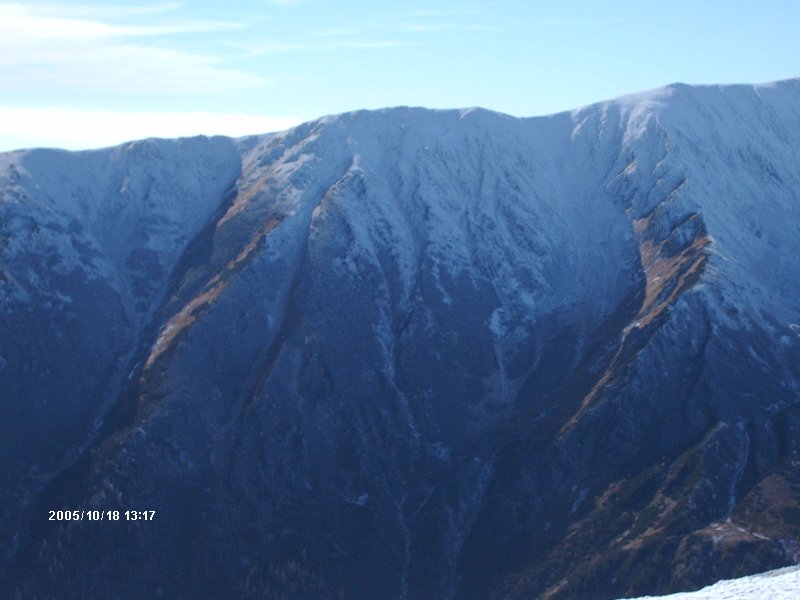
1 79 799 599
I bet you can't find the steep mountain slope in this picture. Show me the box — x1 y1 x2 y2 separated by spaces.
1 80 799 599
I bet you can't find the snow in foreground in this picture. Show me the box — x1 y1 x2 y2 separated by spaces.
623 565 800 599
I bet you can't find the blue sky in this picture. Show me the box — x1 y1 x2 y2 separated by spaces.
1 0 798 150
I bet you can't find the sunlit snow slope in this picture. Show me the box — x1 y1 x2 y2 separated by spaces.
624 565 800 599
1 80 799 600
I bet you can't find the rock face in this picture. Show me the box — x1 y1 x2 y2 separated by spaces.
1 80 799 599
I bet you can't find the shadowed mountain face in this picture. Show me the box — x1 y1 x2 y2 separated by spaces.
1 80 800 599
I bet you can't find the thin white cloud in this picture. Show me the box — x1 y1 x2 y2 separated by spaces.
390 5 501 35
401 23 443 33
400 22 500 33
17 2 187 20
241 39 412 57
300 7 499 42
0 4 243 41
0 106 302 151
0 42 268 93
394 8 482 20
0 3 266 94
309 28 360 37
535 16 631 27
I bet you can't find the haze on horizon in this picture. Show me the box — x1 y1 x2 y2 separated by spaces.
1 0 797 151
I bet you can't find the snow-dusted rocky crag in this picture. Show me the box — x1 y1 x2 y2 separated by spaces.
1 80 799 599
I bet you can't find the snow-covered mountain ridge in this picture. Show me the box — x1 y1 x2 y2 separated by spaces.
1 79 799 599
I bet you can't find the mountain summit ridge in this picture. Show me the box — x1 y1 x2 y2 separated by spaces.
1 80 799 599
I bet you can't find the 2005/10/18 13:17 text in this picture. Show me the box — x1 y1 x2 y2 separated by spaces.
48 510 156 521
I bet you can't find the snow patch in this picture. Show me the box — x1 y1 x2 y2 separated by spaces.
622 565 800 599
